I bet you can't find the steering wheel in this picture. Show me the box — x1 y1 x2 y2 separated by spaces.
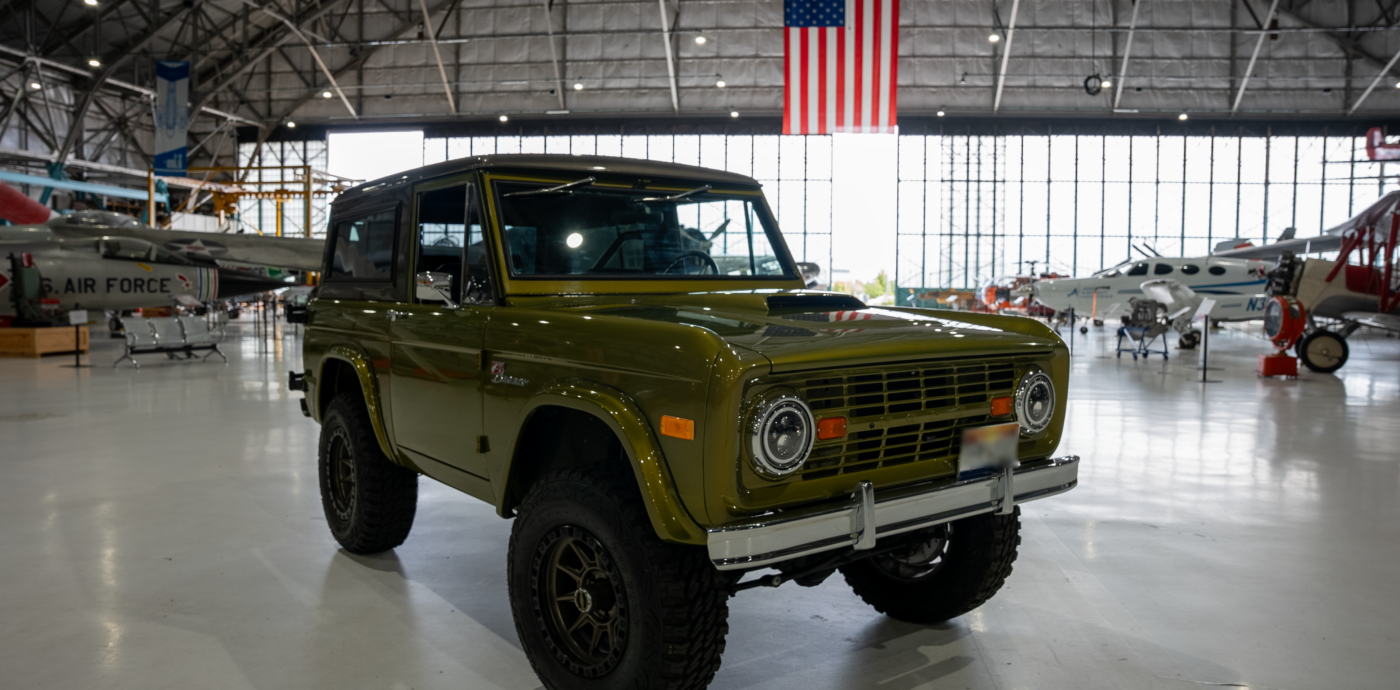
661 251 719 275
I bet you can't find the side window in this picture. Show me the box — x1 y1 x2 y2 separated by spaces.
416 186 467 302
1181 264 1200 275
414 184 494 306
1154 263 1174 275
329 208 397 281
1127 262 1149 276
1208 265 1227 276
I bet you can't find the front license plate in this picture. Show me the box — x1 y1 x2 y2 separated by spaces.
958 422 1020 481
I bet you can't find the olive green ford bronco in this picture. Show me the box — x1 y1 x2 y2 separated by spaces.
289 154 1079 690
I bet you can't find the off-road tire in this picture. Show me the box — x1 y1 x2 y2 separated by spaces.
1298 329 1349 373
840 507 1021 624
508 466 729 690
317 393 417 553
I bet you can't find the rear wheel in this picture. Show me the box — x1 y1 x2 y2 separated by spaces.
508 467 729 690
840 508 1021 624
1299 329 1349 373
317 393 418 553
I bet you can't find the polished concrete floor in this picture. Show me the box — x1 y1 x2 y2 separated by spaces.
2 319 1398 690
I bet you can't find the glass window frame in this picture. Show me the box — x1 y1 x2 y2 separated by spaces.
323 203 401 285
410 177 496 306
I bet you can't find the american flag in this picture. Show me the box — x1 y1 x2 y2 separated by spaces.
784 0 899 135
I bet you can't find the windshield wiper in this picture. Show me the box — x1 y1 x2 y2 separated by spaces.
503 176 596 197
636 184 712 203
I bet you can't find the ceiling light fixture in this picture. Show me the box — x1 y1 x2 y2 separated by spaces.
29 82 41 90
573 82 583 90
321 90 332 98
716 80 726 88
286 121 296 128
499 114 509 122
84 0 98 5
988 33 1000 43
1101 79 1112 88
959 73 967 85
695 35 707 45
87 58 101 68
937 110 945 117
730 111 739 118
1178 113 1188 121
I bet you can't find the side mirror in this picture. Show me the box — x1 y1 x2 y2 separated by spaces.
285 304 308 324
415 271 459 309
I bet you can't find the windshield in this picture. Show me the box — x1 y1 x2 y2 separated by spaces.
1091 260 1132 278
493 180 796 279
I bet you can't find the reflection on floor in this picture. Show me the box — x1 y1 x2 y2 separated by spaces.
1 320 1397 690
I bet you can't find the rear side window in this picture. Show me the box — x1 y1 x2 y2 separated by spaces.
1127 262 1149 276
1154 263 1173 275
330 208 397 281
1181 264 1200 275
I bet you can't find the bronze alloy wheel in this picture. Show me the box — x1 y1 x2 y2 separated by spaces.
327 429 357 521
870 524 952 582
531 525 628 677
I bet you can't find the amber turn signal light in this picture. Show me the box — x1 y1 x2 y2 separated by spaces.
990 396 1013 417
816 416 847 440
660 415 695 440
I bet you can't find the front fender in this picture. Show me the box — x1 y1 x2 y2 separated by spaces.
315 344 398 464
501 380 706 545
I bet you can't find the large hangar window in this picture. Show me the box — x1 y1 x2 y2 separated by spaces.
419 128 1374 300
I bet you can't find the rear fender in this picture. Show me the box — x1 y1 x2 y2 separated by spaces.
500 380 706 545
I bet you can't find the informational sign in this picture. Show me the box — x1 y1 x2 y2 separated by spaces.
1193 298 1217 322
67 309 89 326
153 60 190 177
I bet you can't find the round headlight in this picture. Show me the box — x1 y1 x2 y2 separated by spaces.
1015 370 1056 435
749 396 815 477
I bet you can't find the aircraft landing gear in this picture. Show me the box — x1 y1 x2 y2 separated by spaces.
1178 330 1201 350
1092 319 1105 327
1298 330 1349 373
1079 325 1088 334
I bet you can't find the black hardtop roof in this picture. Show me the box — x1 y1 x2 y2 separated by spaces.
338 153 761 202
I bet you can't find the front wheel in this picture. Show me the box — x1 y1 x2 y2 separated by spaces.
508 467 729 690
1178 330 1201 350
1299 329 1349 373
840 508 1021 624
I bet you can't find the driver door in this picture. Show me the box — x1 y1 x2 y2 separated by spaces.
389 180 495 479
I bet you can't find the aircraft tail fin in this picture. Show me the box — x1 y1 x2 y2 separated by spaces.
0 183 59 225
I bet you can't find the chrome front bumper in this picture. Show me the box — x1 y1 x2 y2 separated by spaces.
706 456 1080 571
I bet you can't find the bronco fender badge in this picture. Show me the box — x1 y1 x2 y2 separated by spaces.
490 361 528 386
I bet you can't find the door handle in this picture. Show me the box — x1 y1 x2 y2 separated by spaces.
386 309 408 322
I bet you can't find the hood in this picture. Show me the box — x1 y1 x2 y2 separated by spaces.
519 291 1064 373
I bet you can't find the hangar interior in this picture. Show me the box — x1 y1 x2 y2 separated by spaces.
2 1 1399 689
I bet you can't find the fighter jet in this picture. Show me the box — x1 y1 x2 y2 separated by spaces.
0 184 298 321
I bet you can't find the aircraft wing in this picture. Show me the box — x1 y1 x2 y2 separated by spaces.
1341 311 1400 332
50 224 325 271
1212 235 1343 259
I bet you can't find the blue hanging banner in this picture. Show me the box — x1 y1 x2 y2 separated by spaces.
153 60 190 177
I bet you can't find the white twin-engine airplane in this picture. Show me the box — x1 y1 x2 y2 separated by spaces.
1017 254 1272 339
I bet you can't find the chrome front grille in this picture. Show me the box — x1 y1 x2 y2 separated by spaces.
791 358 1019 481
